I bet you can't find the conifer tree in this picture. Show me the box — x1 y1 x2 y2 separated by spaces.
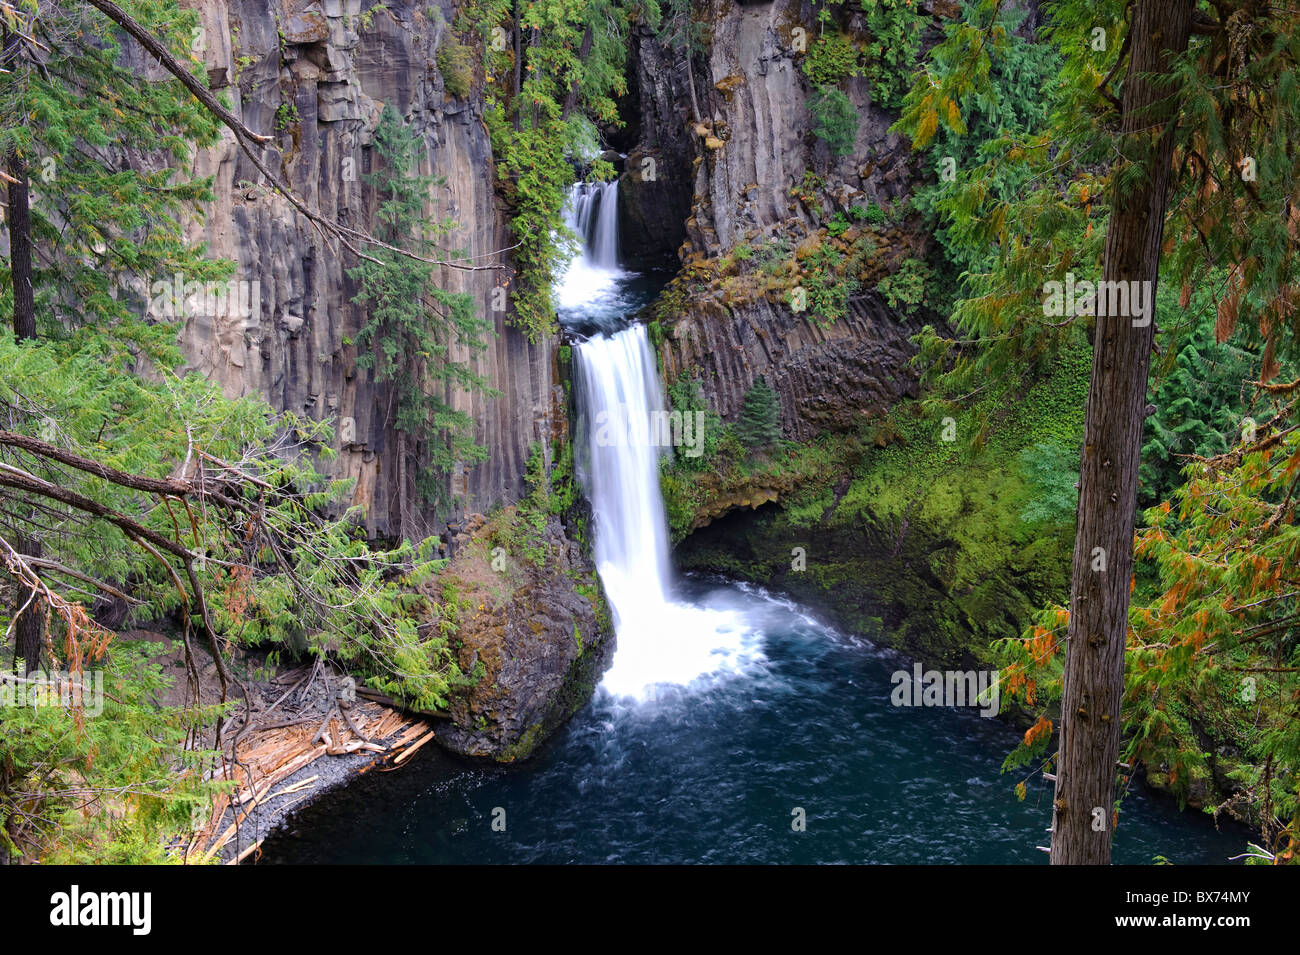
1 0 223 669
736 375 782 449
0 4 470 861
347 106 494 535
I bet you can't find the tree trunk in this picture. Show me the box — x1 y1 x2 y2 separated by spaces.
1050 0 1193 865
13 534 44 672
683 29 701 125
4 31 35 342
529 27 540 131
396 429 411 543
4 26 43 670
5 160 33 342
560 25 594 121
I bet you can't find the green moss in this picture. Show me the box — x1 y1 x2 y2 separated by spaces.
673 343 1092 668
500 721 544 762
575 578 613 633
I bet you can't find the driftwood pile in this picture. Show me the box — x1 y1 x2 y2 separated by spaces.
186 664 436 864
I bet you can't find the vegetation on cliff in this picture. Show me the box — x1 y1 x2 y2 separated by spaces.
348 105 495 525
460 0 635 341
0 0 567 863
889 0 1300 861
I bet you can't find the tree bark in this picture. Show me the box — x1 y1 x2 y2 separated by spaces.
529 27 541 131
5 25 42 668
13 534 44 671
682 26 701 125
4 31 35 343
5 160 34 342
396 428 411 542
560 25 594 121
1050 0 1194 865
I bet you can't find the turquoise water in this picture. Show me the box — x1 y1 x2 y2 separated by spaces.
261 577 1248 865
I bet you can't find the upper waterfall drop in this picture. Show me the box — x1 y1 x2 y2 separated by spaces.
568 181 620 269
556 181 625 317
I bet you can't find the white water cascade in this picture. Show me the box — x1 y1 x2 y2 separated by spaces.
559 181 762 701
556 182 625 315
569 181 620 267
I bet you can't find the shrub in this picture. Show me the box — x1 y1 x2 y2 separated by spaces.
755 236 792 276
861 0 925 109
876 257 932 313
437 36 475 99
802 31 861 86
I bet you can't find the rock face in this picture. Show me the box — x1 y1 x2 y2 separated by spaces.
617 22 695 269
659 292 921 440
433 511 613 761
689 0 913 254
677 499 1064 671
623 0 915 260
622 0 923 440
174 0 556 537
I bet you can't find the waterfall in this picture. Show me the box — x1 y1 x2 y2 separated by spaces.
573 325 673 612
556 182 623 316
573 325 758 701
567 181 620 268
558 179 761 702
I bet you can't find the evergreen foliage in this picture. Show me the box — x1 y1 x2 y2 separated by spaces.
860 0 926 109
802 30 861 86
0 2 474 862
347 105 494 513
0 0 225 363
808 85 858 156
736 376 782 449
466 0 632 341
898 0 1300 861
1138 282 1261 507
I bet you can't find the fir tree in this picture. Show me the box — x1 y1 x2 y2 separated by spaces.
736 376 782 449
348 106 495 532
901 0 1300 863
808 85 858 157
0 7 472 862
1 0 223 670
